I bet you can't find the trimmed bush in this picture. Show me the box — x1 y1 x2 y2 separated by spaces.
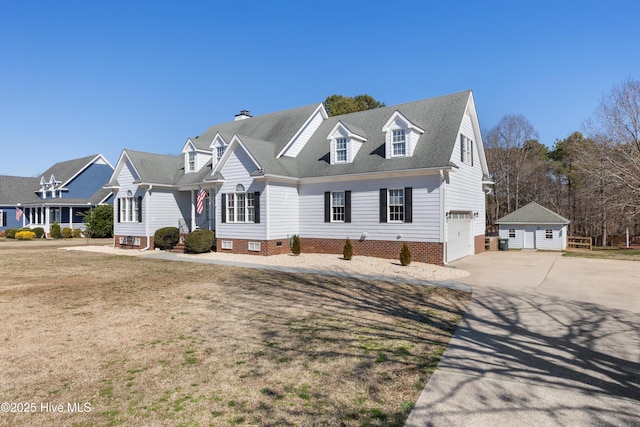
50 221 61 239
79 205 113 238
5 228 17 239
72 228 82 238
61 227 73 238
184 229 215 253
343 238 353 260
15 230 36 240
154 227 180 250
291 234 301 255
400 242 412 266
33 227 45 238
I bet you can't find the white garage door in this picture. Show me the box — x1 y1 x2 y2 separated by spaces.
447 212 472 262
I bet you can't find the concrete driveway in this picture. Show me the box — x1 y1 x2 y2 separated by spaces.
406 251 640 426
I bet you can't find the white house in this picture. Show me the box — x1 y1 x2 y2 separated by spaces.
495 202 570 250
106 90 492 264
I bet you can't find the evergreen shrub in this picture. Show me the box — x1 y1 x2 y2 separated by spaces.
184 229 215 253
154 227 180 250
400 242 412 266
291 234 301 255
50 221 62 239
33 227 45 238
5 228 17 238
72 228 82 238
343 238 353 260
62 227 73 238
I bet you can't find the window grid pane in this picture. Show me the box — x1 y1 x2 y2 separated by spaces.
336 138 347 162
392 130 406 156
388 189 404 222
332 192 345 222
237 193 246 222
247 193 255 222
227 194 235 222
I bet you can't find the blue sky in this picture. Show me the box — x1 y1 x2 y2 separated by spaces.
1 1 639 177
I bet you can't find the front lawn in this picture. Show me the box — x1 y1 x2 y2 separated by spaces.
0 244 469 426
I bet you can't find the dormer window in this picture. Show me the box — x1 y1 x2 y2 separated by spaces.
188 152 196 172
336 138 348 163
216 146 225 160
382 111 424 159
392 130 406 157
327 121 366 165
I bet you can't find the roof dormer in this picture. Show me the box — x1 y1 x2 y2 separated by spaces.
209 133 228 167
327 121 367 165
381 111 424 159
181 138 210 173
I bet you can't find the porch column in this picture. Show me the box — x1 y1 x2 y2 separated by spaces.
190 190 196 231
69 207 73 228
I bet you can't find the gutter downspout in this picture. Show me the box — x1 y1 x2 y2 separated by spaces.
140 185 152 251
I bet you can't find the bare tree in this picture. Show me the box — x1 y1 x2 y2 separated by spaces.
484 114 540 219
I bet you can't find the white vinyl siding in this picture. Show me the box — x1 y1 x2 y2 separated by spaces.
446 111 485 241
299 175 441 242
217 145 266 240
265 183 299 240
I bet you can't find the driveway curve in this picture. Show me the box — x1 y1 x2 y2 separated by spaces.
406 251 640 426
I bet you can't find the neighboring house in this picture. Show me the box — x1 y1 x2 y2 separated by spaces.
108 90 491 264
495 202 570 250
0 154 114 234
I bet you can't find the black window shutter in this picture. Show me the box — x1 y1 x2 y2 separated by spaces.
379 188 387 223
2 211 6 227
471 140 474 166
460 135 465 162
137 196 143 222
254 191 260 224
404 187 412 223
117 198 121 223
221 193 226 223
345 190 351 223
324 192 331 223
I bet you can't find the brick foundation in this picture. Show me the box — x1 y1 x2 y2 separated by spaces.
114 235 152 250
302 238 444 265
215 238 292 256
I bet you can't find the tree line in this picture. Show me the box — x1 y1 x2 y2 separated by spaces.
485 77 640 245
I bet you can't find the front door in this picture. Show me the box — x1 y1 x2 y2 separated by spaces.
523 227 536 249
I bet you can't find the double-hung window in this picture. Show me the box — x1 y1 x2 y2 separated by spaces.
118 191 141 223
388 189 404 222
332 191 345 222
336 138 348 163
379 187 412 223
222 190 259 223
392 130 406 157
188 152 196 172
216 146 225 160
545 229 553 239
324 191 351 223
461 135 473 165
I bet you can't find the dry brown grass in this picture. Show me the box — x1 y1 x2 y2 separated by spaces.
0 240 469 426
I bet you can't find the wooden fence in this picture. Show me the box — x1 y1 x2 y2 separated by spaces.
567 236 592 250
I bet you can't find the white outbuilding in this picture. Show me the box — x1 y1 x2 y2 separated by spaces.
495 202 570 250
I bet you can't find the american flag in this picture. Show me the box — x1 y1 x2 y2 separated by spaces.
16 207 23 221
196 188 207 215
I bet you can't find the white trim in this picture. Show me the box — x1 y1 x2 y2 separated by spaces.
277 103 328 158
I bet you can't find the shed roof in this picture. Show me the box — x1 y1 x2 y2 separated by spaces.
495 202 570 225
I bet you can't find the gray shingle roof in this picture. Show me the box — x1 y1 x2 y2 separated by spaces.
0 175 40 204
495 202 570 225
39 154 102 186
116 91 476 186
